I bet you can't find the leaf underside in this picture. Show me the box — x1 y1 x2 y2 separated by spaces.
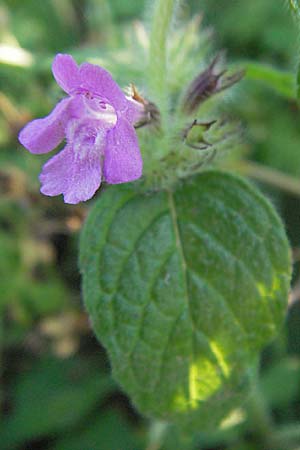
80 170 291 429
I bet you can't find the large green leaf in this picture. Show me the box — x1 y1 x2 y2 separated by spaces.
80 171 291 429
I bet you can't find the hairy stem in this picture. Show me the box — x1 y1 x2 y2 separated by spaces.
148 0 178 120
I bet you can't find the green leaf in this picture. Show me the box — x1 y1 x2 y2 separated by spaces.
260 357 300 408
244 62 295 99
0 356 115 448
53 409 144 450
80 171 291 429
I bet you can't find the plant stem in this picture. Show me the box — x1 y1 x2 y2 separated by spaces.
231 160 300 198
146 421 169 450
247 369 275 445
274 423 300 448
148 0 178 119
246 369 300 449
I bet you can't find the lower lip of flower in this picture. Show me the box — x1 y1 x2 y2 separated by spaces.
83 96 117 126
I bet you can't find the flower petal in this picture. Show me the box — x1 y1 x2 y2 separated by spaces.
40 143 102 204
52 54 80 94
18 98 71 154
79 62 127 111
104 117 142 184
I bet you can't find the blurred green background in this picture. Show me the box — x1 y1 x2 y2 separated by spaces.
0 1 300 449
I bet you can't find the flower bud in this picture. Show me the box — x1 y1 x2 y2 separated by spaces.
182 53 244 114
129 84 161 129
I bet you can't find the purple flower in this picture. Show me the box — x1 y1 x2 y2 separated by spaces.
19 54 144 204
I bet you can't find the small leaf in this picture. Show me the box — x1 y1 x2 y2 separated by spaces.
80 171 291 429
245 62 295 99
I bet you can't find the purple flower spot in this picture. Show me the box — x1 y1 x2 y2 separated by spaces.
18 53 144 204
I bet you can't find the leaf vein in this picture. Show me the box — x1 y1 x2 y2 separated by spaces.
188 267 247 337
188 222 273 321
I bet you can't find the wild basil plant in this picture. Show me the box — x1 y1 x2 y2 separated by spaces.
18 0 292 437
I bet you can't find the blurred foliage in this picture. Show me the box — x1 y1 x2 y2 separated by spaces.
0 0 300 449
